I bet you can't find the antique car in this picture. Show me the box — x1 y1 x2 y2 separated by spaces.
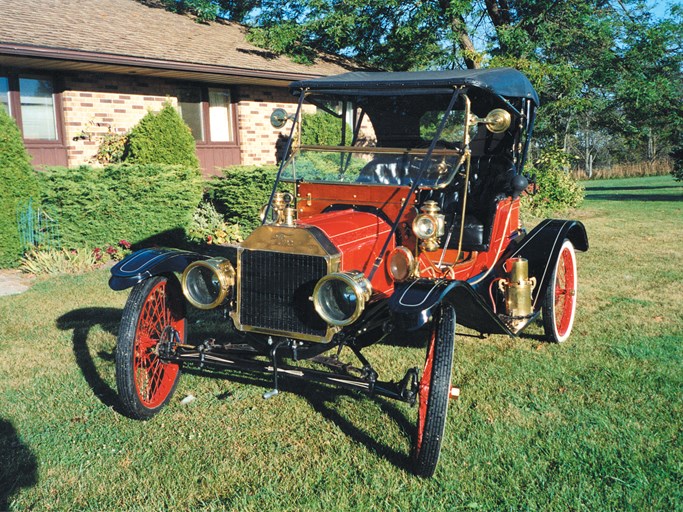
109 68 588 477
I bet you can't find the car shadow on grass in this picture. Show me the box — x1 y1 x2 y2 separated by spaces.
0 418 38 510
56 307 125 415
56 307 414 473
183 367 415 473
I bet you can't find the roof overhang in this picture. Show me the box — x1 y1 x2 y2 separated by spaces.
0 43 326 87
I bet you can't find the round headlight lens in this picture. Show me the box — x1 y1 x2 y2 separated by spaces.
313 272 372 327
412 214 438 239
181 258 235 310
388 246 416 282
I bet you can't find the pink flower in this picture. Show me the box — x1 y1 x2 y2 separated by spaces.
119 240 131 249
106 246 117 255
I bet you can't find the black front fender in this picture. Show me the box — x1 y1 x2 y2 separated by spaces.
499 219 588 309
109 248 208 291
388 278 514 336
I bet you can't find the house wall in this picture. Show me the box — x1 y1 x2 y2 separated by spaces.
61 73 175 167
59 72 302 172
236 86 315 166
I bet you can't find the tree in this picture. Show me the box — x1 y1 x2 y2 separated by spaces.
0 107 40 267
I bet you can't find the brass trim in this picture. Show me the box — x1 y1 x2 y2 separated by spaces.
388 246 417 282
468 108 512 134
230 225 342 342
312 271 372 327
181 257 235 310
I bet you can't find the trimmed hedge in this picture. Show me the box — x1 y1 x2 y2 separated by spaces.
125 102 199 167
301 111 350 146
209 165 279 235
38 164 203 248
0 107 40 267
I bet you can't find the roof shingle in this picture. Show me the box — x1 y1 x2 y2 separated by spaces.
0 0 354 79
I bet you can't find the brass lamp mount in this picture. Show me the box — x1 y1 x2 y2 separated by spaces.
469 108 512 133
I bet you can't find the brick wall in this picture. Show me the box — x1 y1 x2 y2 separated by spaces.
236 85 315 166
61 74 176 166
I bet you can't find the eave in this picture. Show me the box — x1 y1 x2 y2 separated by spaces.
0 43 327 87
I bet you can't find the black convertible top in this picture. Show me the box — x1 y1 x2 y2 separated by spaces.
291 67 539 105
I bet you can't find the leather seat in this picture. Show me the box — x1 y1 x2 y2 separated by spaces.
427 155 516 251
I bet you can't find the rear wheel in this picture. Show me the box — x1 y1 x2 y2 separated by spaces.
116 275 184 419
413 303 456 478
542 240 577 343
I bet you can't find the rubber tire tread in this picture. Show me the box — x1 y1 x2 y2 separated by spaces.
414 303 456 478
116 275 184 420
542 239 576 343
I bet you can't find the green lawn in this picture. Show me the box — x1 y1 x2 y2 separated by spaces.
1 175 681 511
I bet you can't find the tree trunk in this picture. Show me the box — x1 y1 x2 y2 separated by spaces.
439 1 480 69
453 14 480 69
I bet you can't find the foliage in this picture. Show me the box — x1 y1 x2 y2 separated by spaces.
290 152 364 182
209 165 279 235
301 111 350 146
95 130 128 165
188 200 243 245
37 164 203 248
92 240 132 264
19 247 97 275
522 148 584 216
0 107 41 267
125 102 199 167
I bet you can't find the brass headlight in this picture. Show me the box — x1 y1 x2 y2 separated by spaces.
412 200 445 252
388 246 416 282
313 271 372 327
412 214 439 240
181 258 235 310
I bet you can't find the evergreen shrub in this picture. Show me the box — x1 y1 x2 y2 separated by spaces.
0 107 40 267
125 102 199 167
301 111 350 146
38 164 203 248
209 165 280 235
522 148 585 216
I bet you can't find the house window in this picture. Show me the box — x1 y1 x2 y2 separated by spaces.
1 73 61 141
19 77 57 140
177 85 235 143
0 77 10 114
208 88 233 142
178 87 204 141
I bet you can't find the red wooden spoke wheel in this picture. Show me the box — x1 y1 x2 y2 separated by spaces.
116 275 184 419
542 240 577 343
413 303 456 478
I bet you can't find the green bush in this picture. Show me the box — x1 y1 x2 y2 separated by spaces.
522 148 584 216
38 164 203 248
125 102 199 167
188 200 242 245
0 107 40 267
209 165 279 235
20 248 97 275
301 111 350 146
95 130 127 165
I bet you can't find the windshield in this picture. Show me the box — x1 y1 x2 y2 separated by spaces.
281 148 464 188
280 92 473 188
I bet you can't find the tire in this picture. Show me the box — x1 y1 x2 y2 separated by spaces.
413 303 456 478
116 275 185 419
542 240 577 343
